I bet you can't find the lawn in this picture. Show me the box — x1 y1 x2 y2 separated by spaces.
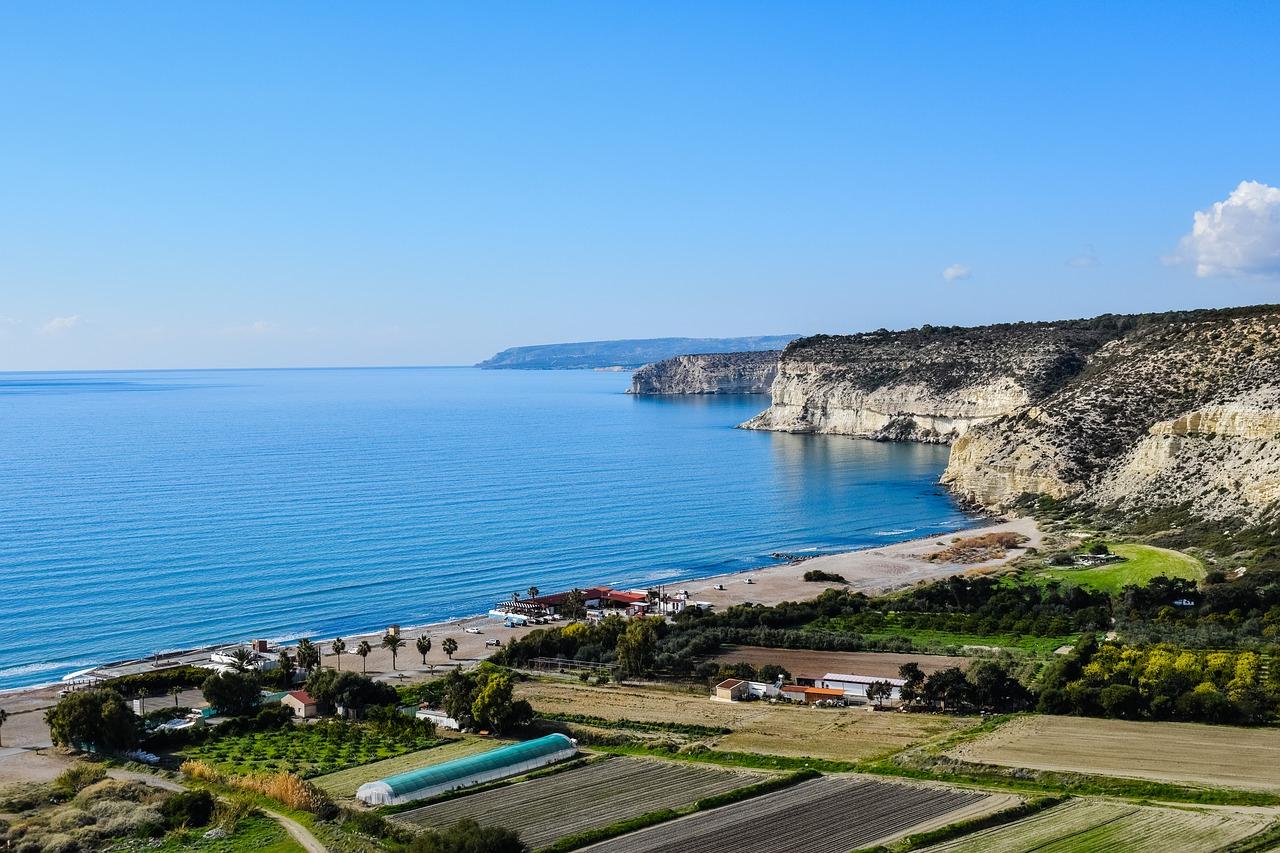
147 815 300 853
182 721 438 778
1036 543 1204 593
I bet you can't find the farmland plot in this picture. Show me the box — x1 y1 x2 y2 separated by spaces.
393 757 768 849
918 798 1270 853
587 776 992 853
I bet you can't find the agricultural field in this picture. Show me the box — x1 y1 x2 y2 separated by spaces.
394 756 769 849
917 798 1271 853
181 721 437 778
587 776 1003 853
516 680 977 763
311 737 497 798
713 646 966 677
811 615 1078 656
1035 543 1204 592
948 715 1280 792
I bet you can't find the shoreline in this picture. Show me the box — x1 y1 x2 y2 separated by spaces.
0 515 1038 705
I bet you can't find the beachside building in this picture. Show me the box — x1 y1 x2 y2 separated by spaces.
281 690 318 718
818 673 907 705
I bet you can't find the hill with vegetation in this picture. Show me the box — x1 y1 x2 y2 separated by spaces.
476 335 798 370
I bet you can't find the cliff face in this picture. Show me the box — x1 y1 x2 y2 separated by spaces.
942 308 1280 520
742 305 1280 523
741 324 1122 443
629 351 780 394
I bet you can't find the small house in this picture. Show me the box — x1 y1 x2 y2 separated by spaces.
282 690 318 718
416 708 461 730
712 678 750 702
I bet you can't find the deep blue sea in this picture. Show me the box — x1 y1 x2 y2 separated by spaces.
0 368 975 690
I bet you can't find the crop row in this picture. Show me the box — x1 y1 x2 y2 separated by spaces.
392 757 768 849
920 799 1270 853
590 776 987 853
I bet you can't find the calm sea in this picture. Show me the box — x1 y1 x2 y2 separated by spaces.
0 368 974 690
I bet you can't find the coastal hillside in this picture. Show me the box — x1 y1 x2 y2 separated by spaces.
477 335 797 370
629 351 780 394
740 305 1280 523
740 322 1126 442
944 306 1280 521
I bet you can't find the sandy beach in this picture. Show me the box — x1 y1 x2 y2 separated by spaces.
0 516 1039 742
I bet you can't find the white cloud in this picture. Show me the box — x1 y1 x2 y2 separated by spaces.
223 320 277 336
1067 249 1099 268
942 263 972 282
1175 180 1280 278
38 315 81 335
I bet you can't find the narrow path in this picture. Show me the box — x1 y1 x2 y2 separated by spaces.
108 767 329 852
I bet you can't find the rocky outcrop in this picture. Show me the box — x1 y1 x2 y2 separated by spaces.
741 305 1280 523
629 351 780 394
940 306 1280 520
478 335 797 370
741 324 1123 443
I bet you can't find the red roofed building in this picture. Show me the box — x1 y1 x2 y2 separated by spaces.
282 690 318 718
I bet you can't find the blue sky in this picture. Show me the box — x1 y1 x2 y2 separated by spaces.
2 3 1278 369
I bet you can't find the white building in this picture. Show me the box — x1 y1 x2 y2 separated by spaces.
818 672 906 704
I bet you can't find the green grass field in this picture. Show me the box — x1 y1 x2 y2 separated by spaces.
149 815 300 853
851 626 1080 656
1036 543 1204 593
311 736 498 797
182 722 437 779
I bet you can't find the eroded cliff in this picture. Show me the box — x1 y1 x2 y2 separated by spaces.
629 351 780 394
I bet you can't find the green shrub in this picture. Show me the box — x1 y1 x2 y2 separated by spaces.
160 790 215 829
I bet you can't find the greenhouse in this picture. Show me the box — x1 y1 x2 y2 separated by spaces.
356 733 577 806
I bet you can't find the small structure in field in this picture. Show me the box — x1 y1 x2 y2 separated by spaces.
356 733 577 806
416 707 461 730
281 690 318 718
780 685 846 705
712 678 749 702
819 673 907 705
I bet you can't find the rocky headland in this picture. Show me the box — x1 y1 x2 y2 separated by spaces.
628 350 780 394
639 305 1280 524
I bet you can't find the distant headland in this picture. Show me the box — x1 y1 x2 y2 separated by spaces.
476 335 798 370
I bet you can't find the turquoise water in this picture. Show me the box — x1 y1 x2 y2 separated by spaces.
0 368 974 689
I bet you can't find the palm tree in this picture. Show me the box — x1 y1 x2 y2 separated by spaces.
134 688 147 714
381 632 406 671
227 647 255 673
442 637 458 660
0 709 8 747
331 637 346 671
169 685 183 707
296 638 319 676
527 586 539 600
415 635 432 665
278 649 296 685
356 640 372 674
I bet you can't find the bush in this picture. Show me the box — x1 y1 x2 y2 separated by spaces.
160 790 214 829
45 691 138 753
101 665 209 696
410 818 529 853
52 764 107 796
803 569 848 584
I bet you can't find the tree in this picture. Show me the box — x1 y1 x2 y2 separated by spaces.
356 640 372 673
170 685 183 707
201 671 261 717
45 689 138 752
866 680 893 708
331 637 346 671
1099 684 1144 719
416 635 433 665
615 618 659 677
305 669 398 717
0 708 8 747
409 818 528 853
296 639 320 676
277 649 296 686
527 586 539 600
442 637 458 660
382 632 406 671
226 647 256 673
923 667 972 711
560 589 587 621
898 662 925 705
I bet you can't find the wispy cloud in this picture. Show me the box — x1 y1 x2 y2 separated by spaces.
223 320 277 336
1173 180 1280 278
942 263 972 282
38 315 81 335
1067 248 1099 268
